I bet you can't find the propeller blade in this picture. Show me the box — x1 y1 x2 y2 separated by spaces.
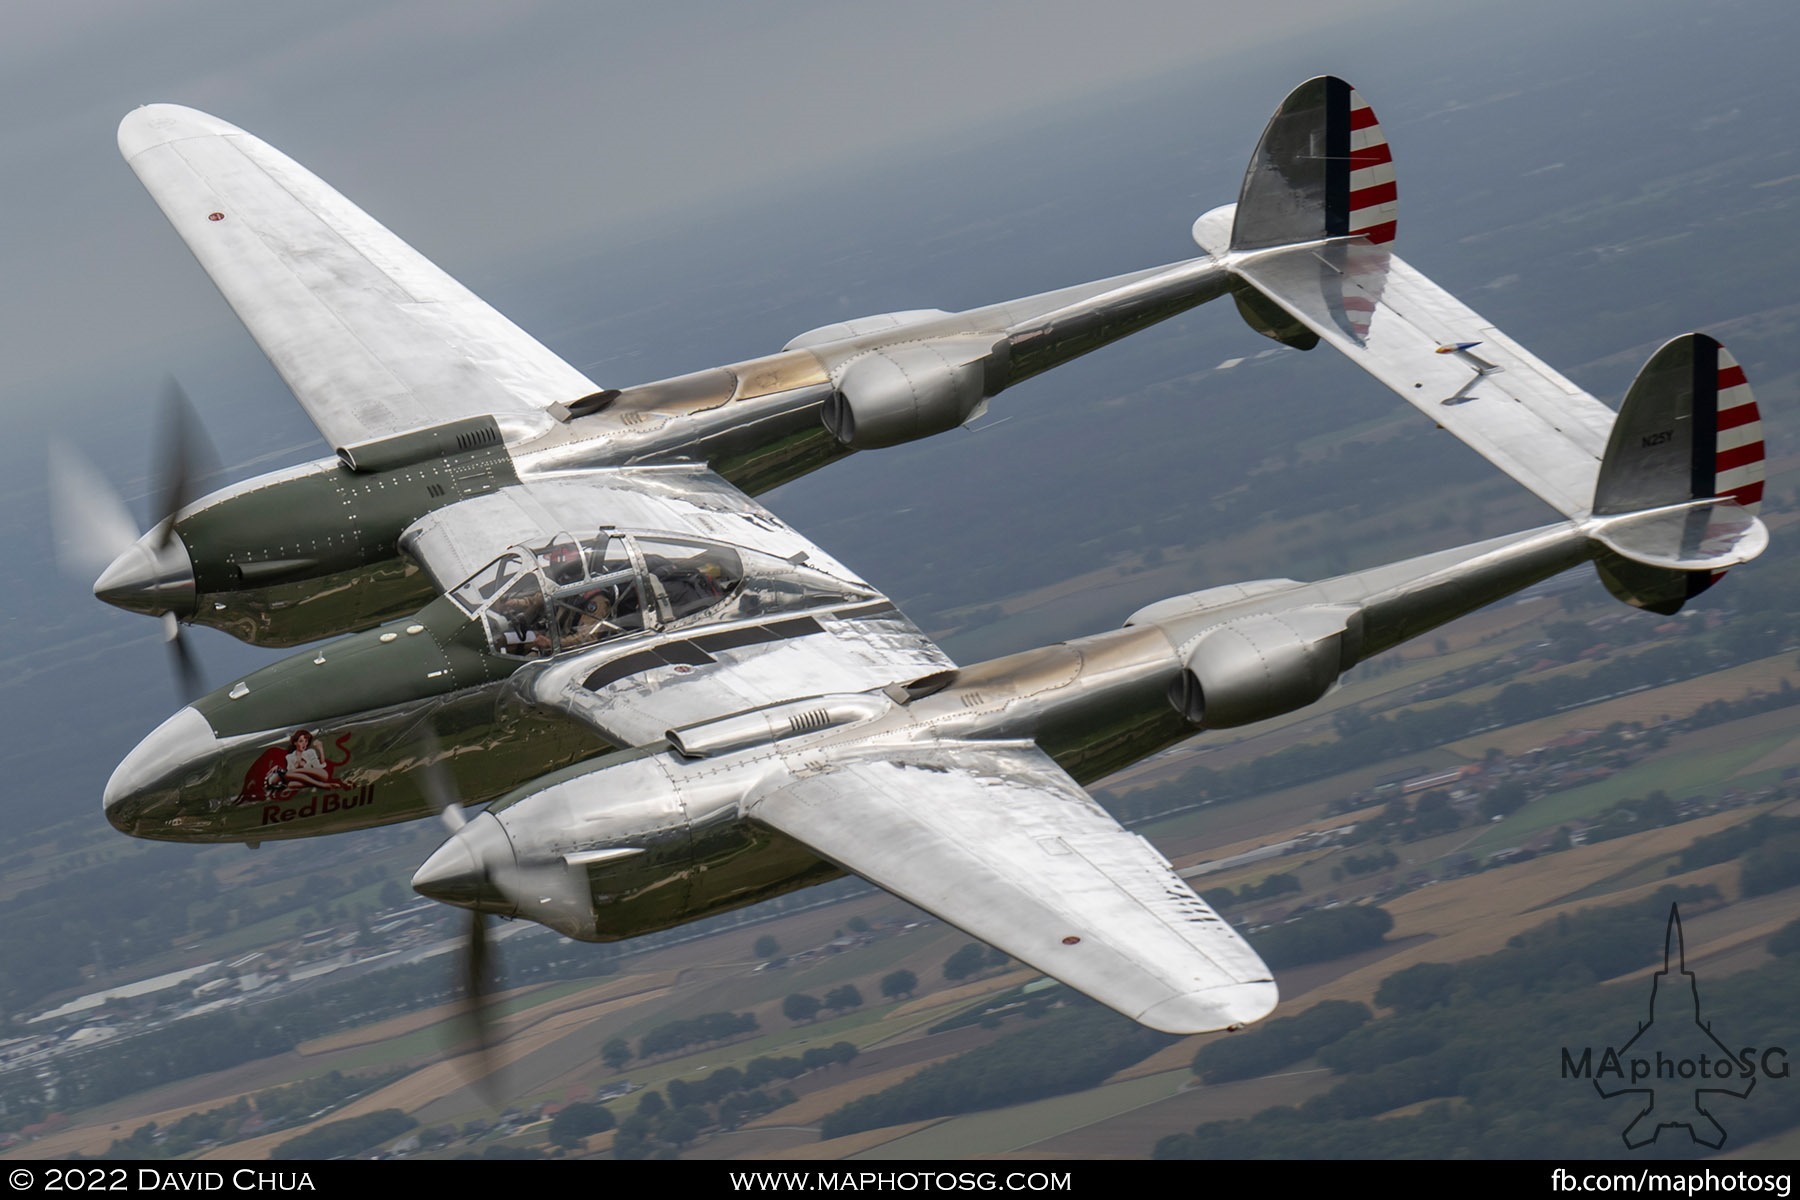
413 728 503 1096
455 906 503 1101
414 729 467 833
55 385 214 703
163 612 203 702
153 380 219 550
48 440 142 581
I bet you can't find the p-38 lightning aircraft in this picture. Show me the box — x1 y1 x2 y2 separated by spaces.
93 78 1766 1038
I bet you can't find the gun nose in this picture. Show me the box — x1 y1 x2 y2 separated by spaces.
104 706 215 834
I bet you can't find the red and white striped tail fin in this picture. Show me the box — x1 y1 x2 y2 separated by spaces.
1221 76 1398 254
1713 345 1764 515
1345 89 1397 245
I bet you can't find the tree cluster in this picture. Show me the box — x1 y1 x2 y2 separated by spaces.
943 942 1009 981
1339 848 1399 877
1203 872 1302 912
818 1002 1172 1140
1246 905 1393 970
270 1108 416 1160
638 1010 758 1058
548 1101 616 1149
879 969 917 1000
614 1045 855 1158
1191 1000 1372 1084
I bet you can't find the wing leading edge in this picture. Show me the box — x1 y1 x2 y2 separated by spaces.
119 105 599 450
745 742 1277 1034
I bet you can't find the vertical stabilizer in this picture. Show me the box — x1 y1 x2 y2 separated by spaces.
1594 334 1765 518
1229 76 1397 253
1589 334 1768 613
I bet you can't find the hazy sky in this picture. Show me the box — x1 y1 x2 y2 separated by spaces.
0 0 1423 404
6 0 1793 822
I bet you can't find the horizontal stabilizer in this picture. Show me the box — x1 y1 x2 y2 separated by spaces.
1193 231 1616 517
1587 500 1767 571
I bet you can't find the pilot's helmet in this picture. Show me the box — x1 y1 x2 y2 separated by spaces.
539 544 583 583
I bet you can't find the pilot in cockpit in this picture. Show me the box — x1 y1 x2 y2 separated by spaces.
647 554 729 619
559 587 614 642
494 587 553 656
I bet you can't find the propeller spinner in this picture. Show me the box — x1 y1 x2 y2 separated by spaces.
52 381 215 699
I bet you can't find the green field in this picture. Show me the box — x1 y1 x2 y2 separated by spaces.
1462 732 1795 856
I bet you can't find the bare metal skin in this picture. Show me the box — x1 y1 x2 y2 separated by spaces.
99 78 1767 1035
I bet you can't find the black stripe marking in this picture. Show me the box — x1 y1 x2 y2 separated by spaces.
1323 76 1351 239
690 624 783 652
584 616 824 691
1685 335 1722 602
691 615 822 653
584 651 666 691
1689 334 1719 504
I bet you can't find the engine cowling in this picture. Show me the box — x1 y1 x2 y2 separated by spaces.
440 754 841 942
820 336 1009 450
1168 606 1360 729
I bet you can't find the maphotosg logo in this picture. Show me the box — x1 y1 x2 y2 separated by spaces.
1561 904 1788 1149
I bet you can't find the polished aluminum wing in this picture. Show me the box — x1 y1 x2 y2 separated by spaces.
744 741 1277 1034
119 104 595 449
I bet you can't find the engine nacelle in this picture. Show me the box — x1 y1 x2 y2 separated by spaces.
478 754 839 942
1167 606 1360 729
820 336 1009 450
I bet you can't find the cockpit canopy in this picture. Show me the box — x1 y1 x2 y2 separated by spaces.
452 531 747 658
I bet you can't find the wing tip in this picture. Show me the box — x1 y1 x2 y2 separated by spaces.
1137 978 1279 1034
119 104 247 161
